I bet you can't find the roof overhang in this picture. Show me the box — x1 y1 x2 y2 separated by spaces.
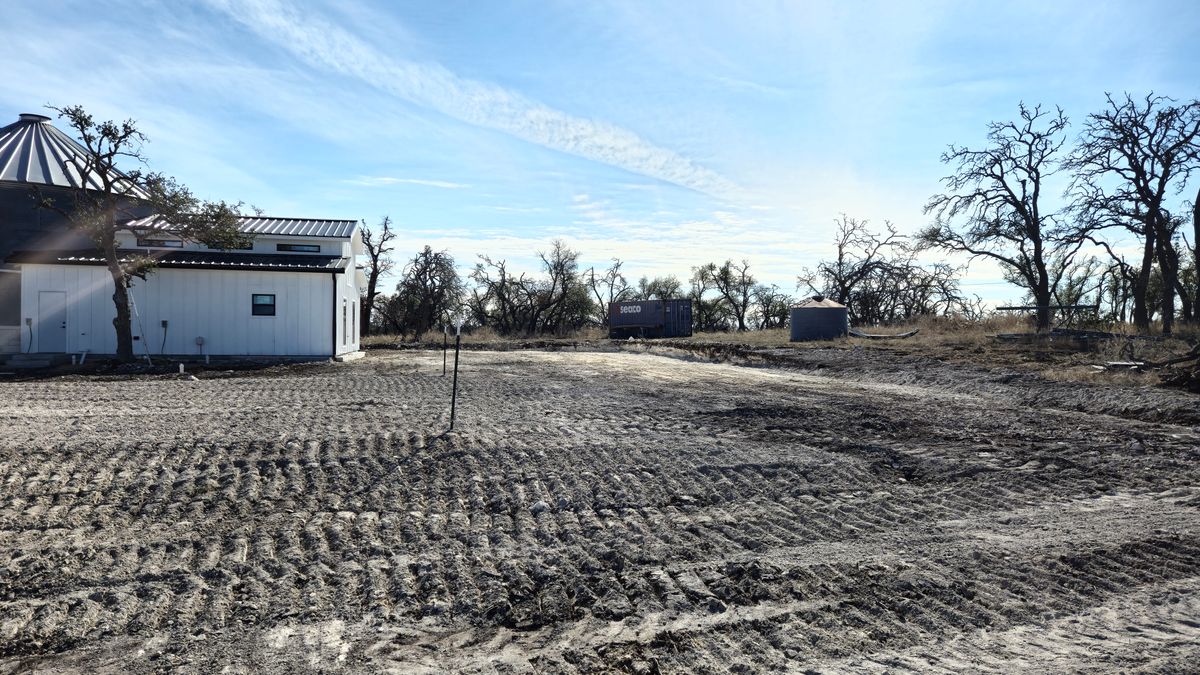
7 248 351 273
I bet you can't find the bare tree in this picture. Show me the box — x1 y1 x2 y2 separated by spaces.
37 105 246 361
1180 237 1198 323
1082 235 1140 323
1194 187 1200 287
1189 190 1200 320
804 215 971 325
700 259 755 331
634 275 683 300
1068 93 1200 334
587 258 631 326
359 216 396 337
920 103 1076 332
1171 225 1195 323
752 284 793 329
468 241 592 336
797 215 903 305
377 246 461 338
469 256 523 335
1045 254 1105 324
688 266 732 332
877 262 972 323
524 239 580 334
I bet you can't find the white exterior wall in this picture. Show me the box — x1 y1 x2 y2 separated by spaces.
0 269 19 353
334 257 360 355
19 264 342 356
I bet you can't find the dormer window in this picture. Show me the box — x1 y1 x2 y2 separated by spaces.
136 237 183 248
277 243 321 253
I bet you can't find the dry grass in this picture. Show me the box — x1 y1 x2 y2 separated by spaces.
673 317 1199 389
361 326 608 349
673 315 1033 351
361 320 1197 390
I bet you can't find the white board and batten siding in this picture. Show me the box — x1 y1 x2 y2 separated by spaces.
19 264 355 356
334 263 360 355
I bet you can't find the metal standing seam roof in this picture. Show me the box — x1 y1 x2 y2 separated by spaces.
0 113 140 192
123 215 359 239
236 216 358 238
6 249 351 273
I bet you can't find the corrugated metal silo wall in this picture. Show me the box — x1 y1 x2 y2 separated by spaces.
1 185 90 329
789 307 849 341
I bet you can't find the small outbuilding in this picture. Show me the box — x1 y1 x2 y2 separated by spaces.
790 296 848 341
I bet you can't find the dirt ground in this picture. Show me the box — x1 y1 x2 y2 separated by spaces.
0 346 1197 673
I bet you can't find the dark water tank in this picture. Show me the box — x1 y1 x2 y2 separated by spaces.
790 296 848 341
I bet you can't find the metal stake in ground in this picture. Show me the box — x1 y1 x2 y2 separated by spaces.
449 321 463 430
442 324 448 376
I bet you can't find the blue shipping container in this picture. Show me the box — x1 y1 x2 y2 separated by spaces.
609 299 693 338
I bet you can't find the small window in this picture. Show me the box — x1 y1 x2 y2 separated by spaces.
252 294 276 316
208 241 252 250
277 243 321 253
137 238 183 248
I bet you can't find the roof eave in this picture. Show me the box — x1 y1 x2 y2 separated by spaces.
6 249 350 273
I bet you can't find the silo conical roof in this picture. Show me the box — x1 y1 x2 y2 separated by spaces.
0 113 124 191
795 295 846 309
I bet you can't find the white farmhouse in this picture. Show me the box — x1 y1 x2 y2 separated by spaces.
1 112 363 361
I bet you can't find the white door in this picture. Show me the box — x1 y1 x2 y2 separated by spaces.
38 291 67 352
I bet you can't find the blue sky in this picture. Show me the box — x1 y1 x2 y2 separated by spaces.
2 0 1198 302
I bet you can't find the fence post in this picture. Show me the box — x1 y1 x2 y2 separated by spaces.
449 323 462 430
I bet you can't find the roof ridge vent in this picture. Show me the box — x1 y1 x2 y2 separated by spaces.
19 113 51 123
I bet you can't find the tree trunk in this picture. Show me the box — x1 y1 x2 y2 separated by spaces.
105 260 135 362
1113 270 1129 323
1033 248 1052 332
1034 302 1052 332
360 272 378 338
1155 232 1177 336
1032 281 1053 332
1177 280 1194 323
1132 232 1156 333
1192 189 1200 323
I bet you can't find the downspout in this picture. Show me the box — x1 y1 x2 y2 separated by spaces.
331 271 338 357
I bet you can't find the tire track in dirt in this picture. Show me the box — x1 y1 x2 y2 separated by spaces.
0 350 1196 671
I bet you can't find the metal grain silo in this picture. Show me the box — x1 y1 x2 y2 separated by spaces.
790 296 848 341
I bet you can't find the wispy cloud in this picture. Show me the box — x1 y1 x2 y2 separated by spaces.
348 176 470 189
712 75 791 97
206 0 737 198
491 205 549 213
